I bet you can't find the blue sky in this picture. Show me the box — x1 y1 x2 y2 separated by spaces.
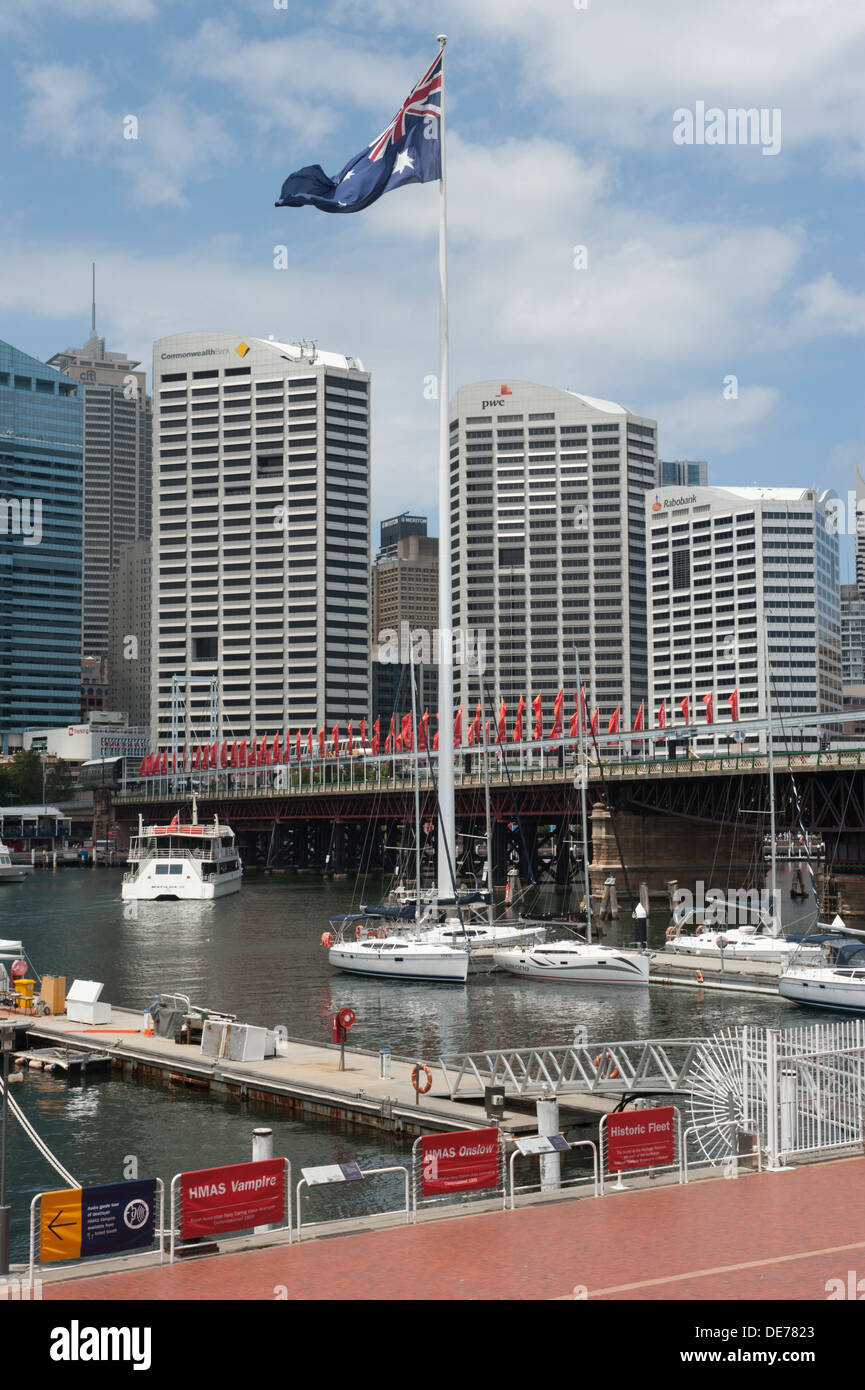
1 0 864 568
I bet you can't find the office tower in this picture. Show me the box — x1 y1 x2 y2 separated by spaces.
0 339 83 740
48 283 152 669
449 380 657 726
657 459 708 488
109 538 151 730
150 332 370 744
647 485 841 750
371 517 439 722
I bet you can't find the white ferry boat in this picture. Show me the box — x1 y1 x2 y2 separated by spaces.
121 803 242 901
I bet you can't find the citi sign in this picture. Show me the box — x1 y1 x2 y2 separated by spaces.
481 384 513 410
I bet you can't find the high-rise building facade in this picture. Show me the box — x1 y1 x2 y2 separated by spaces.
647 485 841 749
657 459 708 488
150 333 370 744
48 322 152 668
371 518 438 722
449 381 657 725
0 339 83 741
109 538 151 730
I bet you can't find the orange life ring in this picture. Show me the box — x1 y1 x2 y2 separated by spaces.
321 931 334 948
412 1064 433 1094
665 925 677 940
593 1051 620 1080
365 926 383 940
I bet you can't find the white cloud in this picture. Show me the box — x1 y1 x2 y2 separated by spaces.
19 63 234 207
649 385 780 457
786 273 865 339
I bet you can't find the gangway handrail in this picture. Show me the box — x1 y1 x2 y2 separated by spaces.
439 1038 708 1098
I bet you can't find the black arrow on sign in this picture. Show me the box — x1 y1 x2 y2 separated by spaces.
47 1210 77 1241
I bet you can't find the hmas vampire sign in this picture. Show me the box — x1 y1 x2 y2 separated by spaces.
420 1127 500 1196
180 1158 285 1237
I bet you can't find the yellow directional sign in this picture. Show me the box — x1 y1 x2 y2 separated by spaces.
39 1188 83 1264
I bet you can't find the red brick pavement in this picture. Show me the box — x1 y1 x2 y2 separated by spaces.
42 1156 865 1301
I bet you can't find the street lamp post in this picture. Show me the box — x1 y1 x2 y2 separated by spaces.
0 1019 15 1277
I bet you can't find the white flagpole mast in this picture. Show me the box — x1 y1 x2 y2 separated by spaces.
436 33 456 905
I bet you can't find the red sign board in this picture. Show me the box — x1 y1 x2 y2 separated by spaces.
606 1106 676 1172
420 1127 499 1196
180 1158 285 1237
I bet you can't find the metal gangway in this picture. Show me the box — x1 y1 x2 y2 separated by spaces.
440 1023 865 1169
440 1038 706 1100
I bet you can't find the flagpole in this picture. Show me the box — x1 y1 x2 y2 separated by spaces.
435 32 456 905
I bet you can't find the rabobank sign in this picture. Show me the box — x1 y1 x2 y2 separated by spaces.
651 493 697 512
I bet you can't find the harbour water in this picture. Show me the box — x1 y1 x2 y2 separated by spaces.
0 866 827 1262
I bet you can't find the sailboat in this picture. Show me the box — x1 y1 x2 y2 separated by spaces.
779 917 865 1013
493 650 649 986
665 619 822 966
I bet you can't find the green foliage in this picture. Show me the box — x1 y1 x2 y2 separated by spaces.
46 758 74 800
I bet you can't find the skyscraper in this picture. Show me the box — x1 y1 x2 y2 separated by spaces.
657 459 708 488
371 516 438 723
150 332 370 744
48 280 152 670
647 485 841 750
449 380 657 727
109 538 151 730
0 339 83 741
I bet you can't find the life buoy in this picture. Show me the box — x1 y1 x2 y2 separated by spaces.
665 925 677 940
696 970 704 984
321 931 334 948
356 923 364 940
365 926 383 940
412 1064 433 1094
593 1051 620 1080
338 1007 356 1030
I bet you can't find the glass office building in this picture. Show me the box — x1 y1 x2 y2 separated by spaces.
0 339 83 741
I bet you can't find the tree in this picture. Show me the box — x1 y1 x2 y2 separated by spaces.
46 758 74 801
8 749 44 803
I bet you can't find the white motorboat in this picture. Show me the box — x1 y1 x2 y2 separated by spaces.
0 840 33 882
493 938 649 986
324 916 468 983
121 802 242 901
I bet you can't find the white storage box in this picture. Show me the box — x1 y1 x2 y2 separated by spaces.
226 1023 275 1062
200 1018 230 1059
66 979 112 1026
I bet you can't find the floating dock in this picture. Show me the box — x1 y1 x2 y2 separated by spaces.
5 1007 616 1138
14 1045 112 1075
648 949 783 996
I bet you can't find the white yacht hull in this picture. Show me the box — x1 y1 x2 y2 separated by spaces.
121 865 242 901
779 970 865 1013
328 942 468 983
665 933 821 965
0 865 34 883
493 943 649 985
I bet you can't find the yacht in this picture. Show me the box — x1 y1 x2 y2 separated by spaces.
324 914 468 983
779 925 865 1013
492 937 650 986
0 840 33 883
121 803 242 901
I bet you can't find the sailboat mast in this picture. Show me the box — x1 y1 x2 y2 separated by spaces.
435 35 455 904
764 613 778 933
409 656 422 923
478 676 494 925
575 645 592 944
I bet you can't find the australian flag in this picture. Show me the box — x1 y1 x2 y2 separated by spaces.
275 51 442 214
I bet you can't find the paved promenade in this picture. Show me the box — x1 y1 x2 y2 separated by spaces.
43 1154 865 1301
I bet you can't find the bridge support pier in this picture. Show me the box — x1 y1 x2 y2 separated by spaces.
589 806 760 899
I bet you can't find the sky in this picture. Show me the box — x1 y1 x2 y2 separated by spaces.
1 0 864 569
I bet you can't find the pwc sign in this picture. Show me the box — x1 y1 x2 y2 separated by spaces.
481 384 513 410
